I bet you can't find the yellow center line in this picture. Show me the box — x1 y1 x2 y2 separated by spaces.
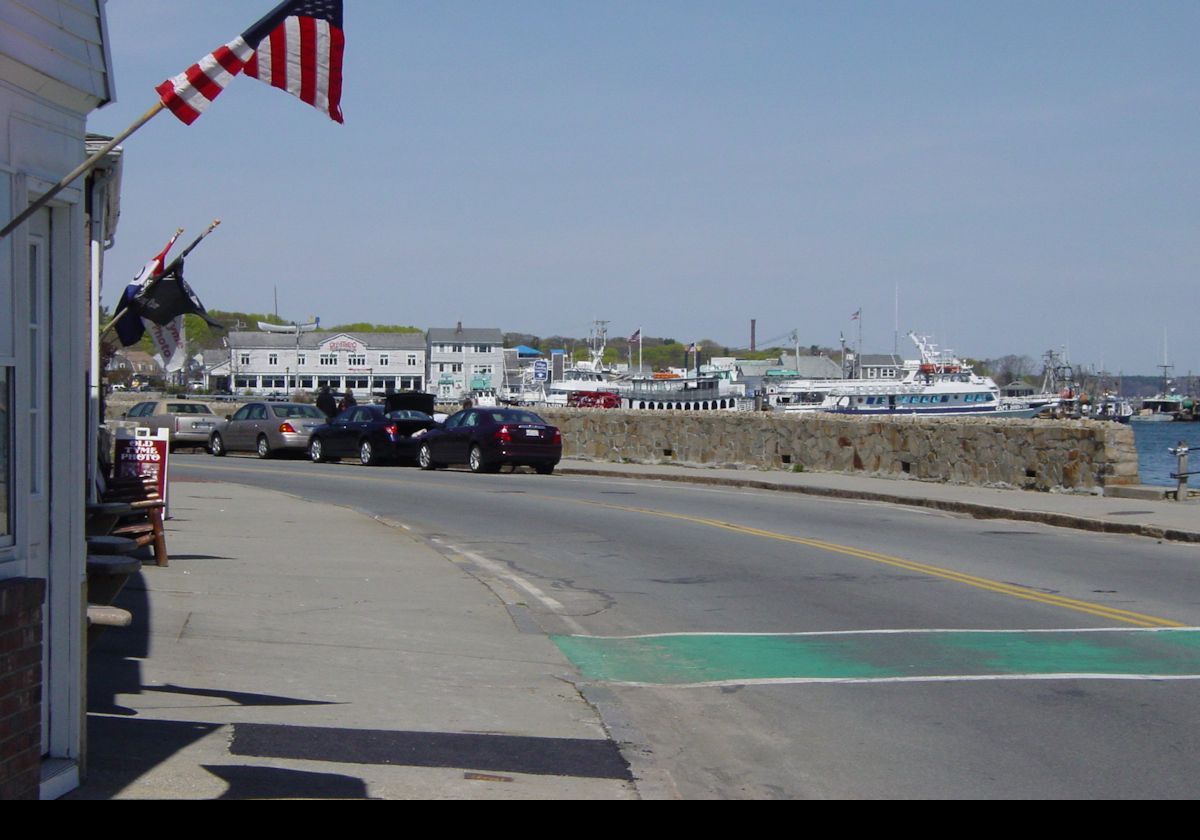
553 496 1184 629
176 460 1183 629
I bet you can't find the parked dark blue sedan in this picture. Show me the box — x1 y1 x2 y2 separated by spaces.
417 408 562 474
307 406 439 465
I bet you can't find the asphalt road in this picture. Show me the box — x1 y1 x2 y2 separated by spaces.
170 452 1200 798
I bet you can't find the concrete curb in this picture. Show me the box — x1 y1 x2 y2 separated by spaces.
556 464 1200 544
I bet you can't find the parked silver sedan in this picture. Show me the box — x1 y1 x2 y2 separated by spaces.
119 399 222 451
209 402 327 458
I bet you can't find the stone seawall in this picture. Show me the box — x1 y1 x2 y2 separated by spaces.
535 409 1139 492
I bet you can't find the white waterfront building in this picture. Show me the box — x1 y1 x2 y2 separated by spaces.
216 331 427 396
426 325 506 401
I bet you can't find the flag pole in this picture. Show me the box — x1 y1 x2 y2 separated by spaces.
163 218 221 276
0 100 166 242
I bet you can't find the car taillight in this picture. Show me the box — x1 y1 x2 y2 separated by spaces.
384 424 398 436
552 429 562 445
495 425 513 443
279 422 297 434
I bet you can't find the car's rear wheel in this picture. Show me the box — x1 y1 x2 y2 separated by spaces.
309 438 325 463
359 440 376 466
535 463 555 475
256 435 272 459
209 433 225 457
468 445 491 474
418 443 436 470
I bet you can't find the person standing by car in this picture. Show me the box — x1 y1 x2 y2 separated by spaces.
338 389 357 413
317 385 338 420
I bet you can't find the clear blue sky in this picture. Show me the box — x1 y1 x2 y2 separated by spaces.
91 1 1199 375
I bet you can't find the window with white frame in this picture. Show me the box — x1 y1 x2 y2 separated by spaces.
320 353 338 366
378 354 389 366
268 353 278 365
240 353 250 366
298 354 306 365
407 354 417 366
348 354 366 366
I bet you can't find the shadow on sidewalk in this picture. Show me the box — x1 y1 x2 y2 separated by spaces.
79 556 631 798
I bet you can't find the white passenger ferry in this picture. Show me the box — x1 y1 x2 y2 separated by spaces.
817 334 1037 419
621 369 750 412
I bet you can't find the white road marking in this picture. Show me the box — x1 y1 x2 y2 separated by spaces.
451 545 587 635
560 626 1200 640
603 672 1200 689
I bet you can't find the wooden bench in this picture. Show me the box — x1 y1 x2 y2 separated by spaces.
86 604 133 649
85 552 141 649
97 475 168 567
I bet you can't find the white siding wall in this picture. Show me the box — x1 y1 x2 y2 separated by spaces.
0 0 112 792
0 0 112 113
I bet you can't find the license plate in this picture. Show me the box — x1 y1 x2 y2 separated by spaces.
524 429 540 437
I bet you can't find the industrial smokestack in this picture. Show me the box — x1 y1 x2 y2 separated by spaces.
750 319 757 352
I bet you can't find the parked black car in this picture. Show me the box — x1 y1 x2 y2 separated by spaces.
307 405 439 465
416 407 561 474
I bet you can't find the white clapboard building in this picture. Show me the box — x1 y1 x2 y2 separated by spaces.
426 324 506 401
1 0 118 798
217 330 427 395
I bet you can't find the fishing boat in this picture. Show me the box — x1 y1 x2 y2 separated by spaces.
1134 393 1184 422
1087 392 1135 423
1133 337 1185 421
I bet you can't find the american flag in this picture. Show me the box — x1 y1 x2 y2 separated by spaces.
156 0 344 125
628 328 641 343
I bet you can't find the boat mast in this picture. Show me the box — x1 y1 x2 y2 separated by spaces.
588 319 609 370
1159 329 1174 395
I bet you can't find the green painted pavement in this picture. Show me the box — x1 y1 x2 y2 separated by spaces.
551 630 1200 685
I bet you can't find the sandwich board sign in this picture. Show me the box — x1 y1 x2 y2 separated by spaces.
113 426 170 517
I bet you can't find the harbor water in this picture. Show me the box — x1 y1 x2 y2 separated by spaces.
1132 421 1198 486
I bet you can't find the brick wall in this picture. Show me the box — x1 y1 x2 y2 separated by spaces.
0 578 46 801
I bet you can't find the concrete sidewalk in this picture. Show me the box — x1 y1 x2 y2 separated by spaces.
556 460 1200 543
72 479 637 800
